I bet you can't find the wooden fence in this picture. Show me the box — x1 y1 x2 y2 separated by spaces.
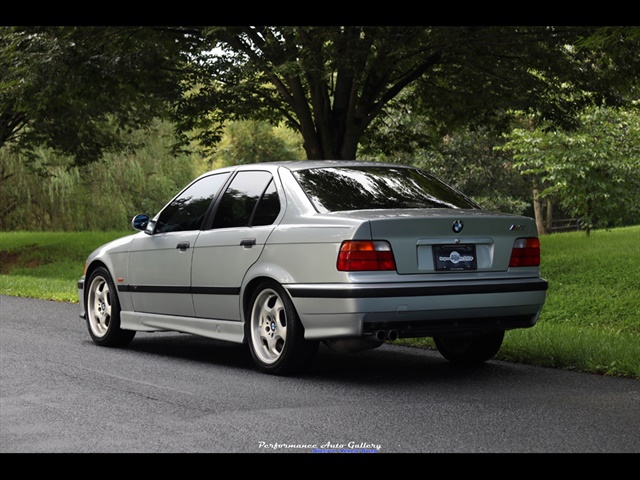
549 218 581 233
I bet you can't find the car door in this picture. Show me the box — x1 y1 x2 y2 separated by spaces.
191 170 282 321
128 172 230 317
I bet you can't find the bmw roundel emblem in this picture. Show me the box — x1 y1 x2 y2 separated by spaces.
452 220 464 233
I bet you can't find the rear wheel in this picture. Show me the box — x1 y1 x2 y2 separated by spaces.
247 280 318 375
85 266 135 347
434 331 504 365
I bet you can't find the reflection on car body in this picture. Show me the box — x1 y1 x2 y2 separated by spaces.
78 161 548 375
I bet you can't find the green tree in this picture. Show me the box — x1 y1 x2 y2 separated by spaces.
185 26 640 161
499 105 640 236
3 26 639 166
0 26 201 166
211 120 304 167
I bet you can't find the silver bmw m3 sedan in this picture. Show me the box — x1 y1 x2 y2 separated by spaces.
78 161 548 375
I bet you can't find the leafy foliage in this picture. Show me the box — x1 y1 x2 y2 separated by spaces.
181 26 640 160
0 26 201 166
209 120 305 167
499 105 640 233
3 26 640 166
0 120 196 231
2 26 640 233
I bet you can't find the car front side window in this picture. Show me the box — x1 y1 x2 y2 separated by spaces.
155 173 230 233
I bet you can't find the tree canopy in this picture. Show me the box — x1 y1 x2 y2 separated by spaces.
2 26 639 165
0 26 202 166
184 26 640 160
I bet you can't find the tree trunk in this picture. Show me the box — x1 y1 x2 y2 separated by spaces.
545 198 553 234
532 185 546 235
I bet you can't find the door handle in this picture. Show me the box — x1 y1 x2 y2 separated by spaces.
176 241 190 251
240 238 256 248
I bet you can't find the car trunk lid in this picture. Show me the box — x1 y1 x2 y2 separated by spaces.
344 209 538 274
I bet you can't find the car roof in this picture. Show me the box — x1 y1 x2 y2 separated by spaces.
205 160 417 176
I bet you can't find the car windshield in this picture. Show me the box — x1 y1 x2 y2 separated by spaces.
293 166 480 213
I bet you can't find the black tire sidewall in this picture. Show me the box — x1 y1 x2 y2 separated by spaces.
434 331 504 365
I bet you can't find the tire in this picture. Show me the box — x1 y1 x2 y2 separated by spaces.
434 331 505 365
85 266 135 347
246 280 318 375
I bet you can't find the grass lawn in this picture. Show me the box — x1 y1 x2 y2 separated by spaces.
1 226 639 379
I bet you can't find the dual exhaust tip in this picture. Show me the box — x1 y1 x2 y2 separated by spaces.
376 329 399 341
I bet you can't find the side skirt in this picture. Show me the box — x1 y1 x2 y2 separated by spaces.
120 311 245 344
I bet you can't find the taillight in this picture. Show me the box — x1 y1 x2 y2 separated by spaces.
509 238 541 267
337 240 396 271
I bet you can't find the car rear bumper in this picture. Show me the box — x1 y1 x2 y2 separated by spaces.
285 277 548 340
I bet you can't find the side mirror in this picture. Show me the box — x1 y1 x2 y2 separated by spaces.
131 214 150 231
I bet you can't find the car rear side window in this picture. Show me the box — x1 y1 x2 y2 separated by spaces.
155 172 230 233
293 166 479 213
211 171 280 229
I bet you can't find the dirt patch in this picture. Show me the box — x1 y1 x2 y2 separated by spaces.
0 251 22 274
0 246 44 274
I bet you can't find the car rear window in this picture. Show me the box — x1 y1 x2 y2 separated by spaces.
293 166 480 213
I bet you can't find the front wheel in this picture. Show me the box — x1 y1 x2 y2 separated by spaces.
85 266 135 347
434 331 504 365
246 280 318 375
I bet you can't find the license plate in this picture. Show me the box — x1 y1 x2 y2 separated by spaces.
433 244 477 271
